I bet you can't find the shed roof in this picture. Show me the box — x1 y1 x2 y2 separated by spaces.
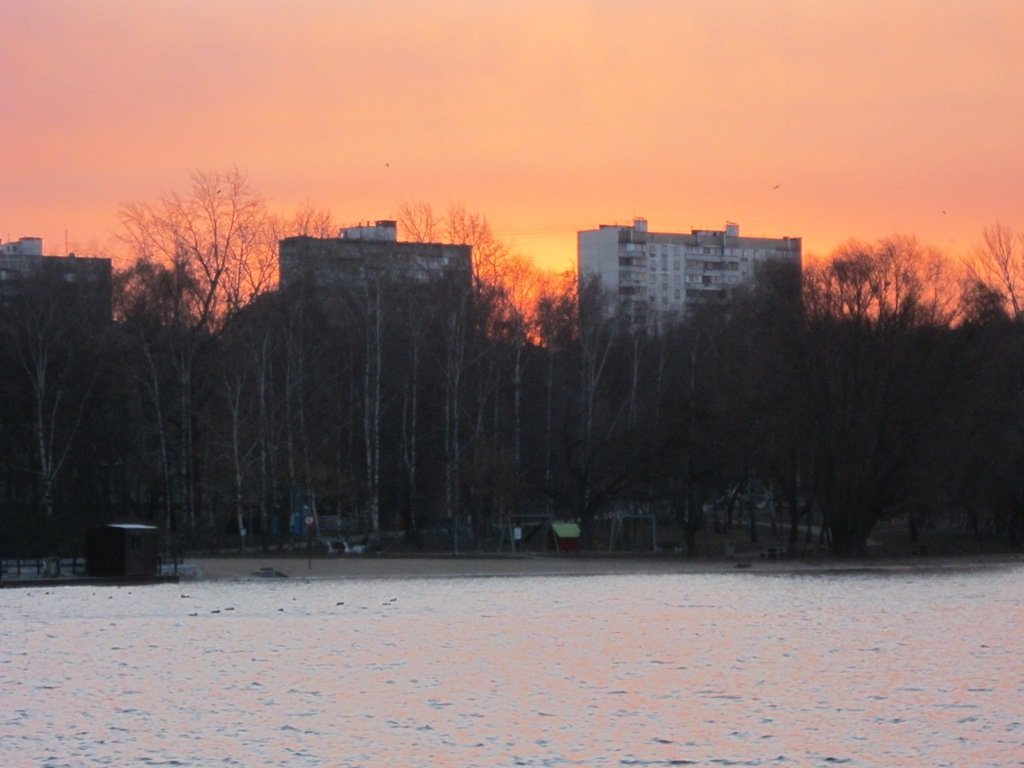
551 522 581 539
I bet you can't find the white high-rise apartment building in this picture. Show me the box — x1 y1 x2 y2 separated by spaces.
578 218 801 326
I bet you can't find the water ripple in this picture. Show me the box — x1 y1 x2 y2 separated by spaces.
1 567 1022 766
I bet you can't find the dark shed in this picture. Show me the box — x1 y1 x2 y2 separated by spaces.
549 521 581 553
86 523 159 578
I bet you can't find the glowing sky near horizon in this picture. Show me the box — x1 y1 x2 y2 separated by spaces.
2 0 1022 272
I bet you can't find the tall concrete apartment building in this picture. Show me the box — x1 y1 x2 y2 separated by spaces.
279 220 472 292
0 236 112 320
578 218 801 326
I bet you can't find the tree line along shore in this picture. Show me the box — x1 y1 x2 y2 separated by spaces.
3 170 1024 562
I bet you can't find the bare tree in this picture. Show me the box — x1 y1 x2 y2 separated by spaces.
121 168 275 329
119 168 275 539
220 347 258 551
290 201 337 239
360 278 384 534
396 279 436 541
965 223 1024 319
213 297 284 551
442 287 469 549
115 258 180 532
396 200 439 243
564 277 627 544
801 236 960 555
444 204 512 290
500 254 544 475
535 272 578 505
397 200 514 288
5 277 97 518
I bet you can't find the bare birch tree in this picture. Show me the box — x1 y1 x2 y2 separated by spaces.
119 168 275 539
360 277 384 534
5 277 96 518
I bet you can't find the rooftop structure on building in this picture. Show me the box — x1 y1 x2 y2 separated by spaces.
0 237 113 320
278 220 472 292
578 218 801 327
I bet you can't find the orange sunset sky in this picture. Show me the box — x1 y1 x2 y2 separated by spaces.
2 0 1022 272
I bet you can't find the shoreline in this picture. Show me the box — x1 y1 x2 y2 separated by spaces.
5 552 1019 586
182 552 1024 582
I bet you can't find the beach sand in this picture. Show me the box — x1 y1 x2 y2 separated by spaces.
182 553 1024 581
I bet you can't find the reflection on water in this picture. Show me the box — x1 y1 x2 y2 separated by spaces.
2 567 1022 766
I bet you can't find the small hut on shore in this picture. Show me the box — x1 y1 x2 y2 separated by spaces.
86 523 159 578
549 521 581 553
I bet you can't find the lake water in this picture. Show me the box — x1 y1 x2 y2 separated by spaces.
2 565 1022 767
